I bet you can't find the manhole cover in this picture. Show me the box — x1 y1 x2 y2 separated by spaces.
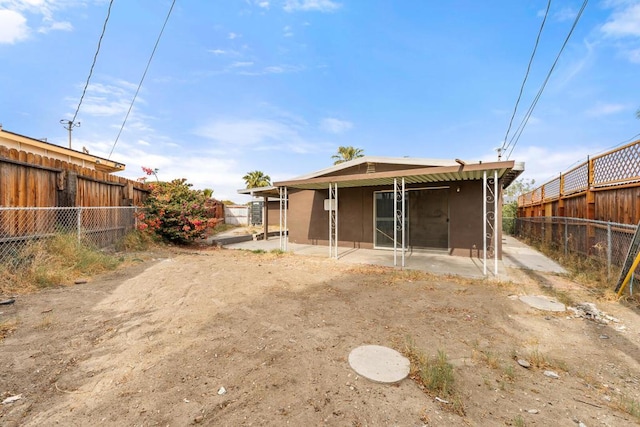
348 345 410 384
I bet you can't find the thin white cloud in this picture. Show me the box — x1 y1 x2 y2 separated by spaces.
601 3 640 38
195 119 298 146
283 0 341 13
228 32 239 39
320 117 353 134
257 1 269 9
553 7 577 22
283 25 293 37
230 61 254 68
237 64 304 75
209 49 227 55
0 9 28 43
38 19 72 33
586 103 627 117
194 116 326 156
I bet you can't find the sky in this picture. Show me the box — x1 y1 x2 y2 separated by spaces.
1 0 640 202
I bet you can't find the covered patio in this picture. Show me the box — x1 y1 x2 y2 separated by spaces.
239 157 524 277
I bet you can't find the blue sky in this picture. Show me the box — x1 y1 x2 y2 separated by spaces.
1 0 639 201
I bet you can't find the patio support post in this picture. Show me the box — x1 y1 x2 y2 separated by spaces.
494 170 498 276
329 183 338 259
329 184 332 258
263 195 269 242
394 178 398 266
483 171 487 276
402 177 406 268
279 187 288 251
279 187 283 250
393 178 406 268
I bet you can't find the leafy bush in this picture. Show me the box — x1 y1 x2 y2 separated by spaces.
137 178 217 244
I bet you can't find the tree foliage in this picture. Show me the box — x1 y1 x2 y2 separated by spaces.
137 179 217 244
503 178 535 234
243 170 271 188
331 146 364 165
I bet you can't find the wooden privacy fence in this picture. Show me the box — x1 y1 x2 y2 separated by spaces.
518 139 640 225
0 144 149 208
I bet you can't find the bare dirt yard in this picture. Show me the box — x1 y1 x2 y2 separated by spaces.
2 247 640 426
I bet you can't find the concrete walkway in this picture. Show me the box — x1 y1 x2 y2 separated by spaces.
220 233 566 281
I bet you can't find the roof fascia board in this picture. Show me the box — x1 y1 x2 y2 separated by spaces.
291 156 461 180
0 129 121 168
275 161 516 188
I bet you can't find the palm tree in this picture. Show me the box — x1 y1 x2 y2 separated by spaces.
243 170 271 188
331 146 364 165
202 188 214 198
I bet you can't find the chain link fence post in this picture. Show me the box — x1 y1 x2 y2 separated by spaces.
607 222 612 278
77 207 82 242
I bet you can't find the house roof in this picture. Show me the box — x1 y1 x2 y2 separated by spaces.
239 157 524 197
0 127 125 173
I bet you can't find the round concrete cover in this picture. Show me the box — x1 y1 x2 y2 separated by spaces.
348 345 410 384
519 295 566 312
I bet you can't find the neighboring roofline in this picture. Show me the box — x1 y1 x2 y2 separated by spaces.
0 128 125 173
291 156 461 181
275 160 521 189
237 185 280 198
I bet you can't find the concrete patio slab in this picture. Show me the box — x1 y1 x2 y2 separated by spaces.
219 234 566 281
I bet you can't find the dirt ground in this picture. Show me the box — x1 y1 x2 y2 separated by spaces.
1 247 640 426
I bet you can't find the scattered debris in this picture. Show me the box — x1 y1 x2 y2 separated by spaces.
218 386 226 395
544 371 559 379
183 398 190 403
41 308 53 314
527 409 539 414
0 298 15 306
74 279 88 285
568 303 620 325
2 394 22 404
194 415 204 423
435 397 449 404
599 334 609 340
517 359 531 369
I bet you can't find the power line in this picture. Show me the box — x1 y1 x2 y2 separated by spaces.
108 0 176 159
70 0 114 126
506 0 589 160
501 0 551 155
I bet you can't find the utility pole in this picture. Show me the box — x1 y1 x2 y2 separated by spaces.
60 119 81 149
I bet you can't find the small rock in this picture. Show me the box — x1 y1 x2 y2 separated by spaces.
2 394 22 404
527 409 539 414
578 422 587 427
435 397 449 404
74 279 88 284
544 371 559 379
517 359 531 368
218 386 226 395
183 398 190 403
194 415 204 423
599 334 609 339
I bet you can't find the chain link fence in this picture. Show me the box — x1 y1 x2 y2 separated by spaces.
508 217 639 287
0 207 140 263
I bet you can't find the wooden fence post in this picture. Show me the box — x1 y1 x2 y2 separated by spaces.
586 157 596 254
